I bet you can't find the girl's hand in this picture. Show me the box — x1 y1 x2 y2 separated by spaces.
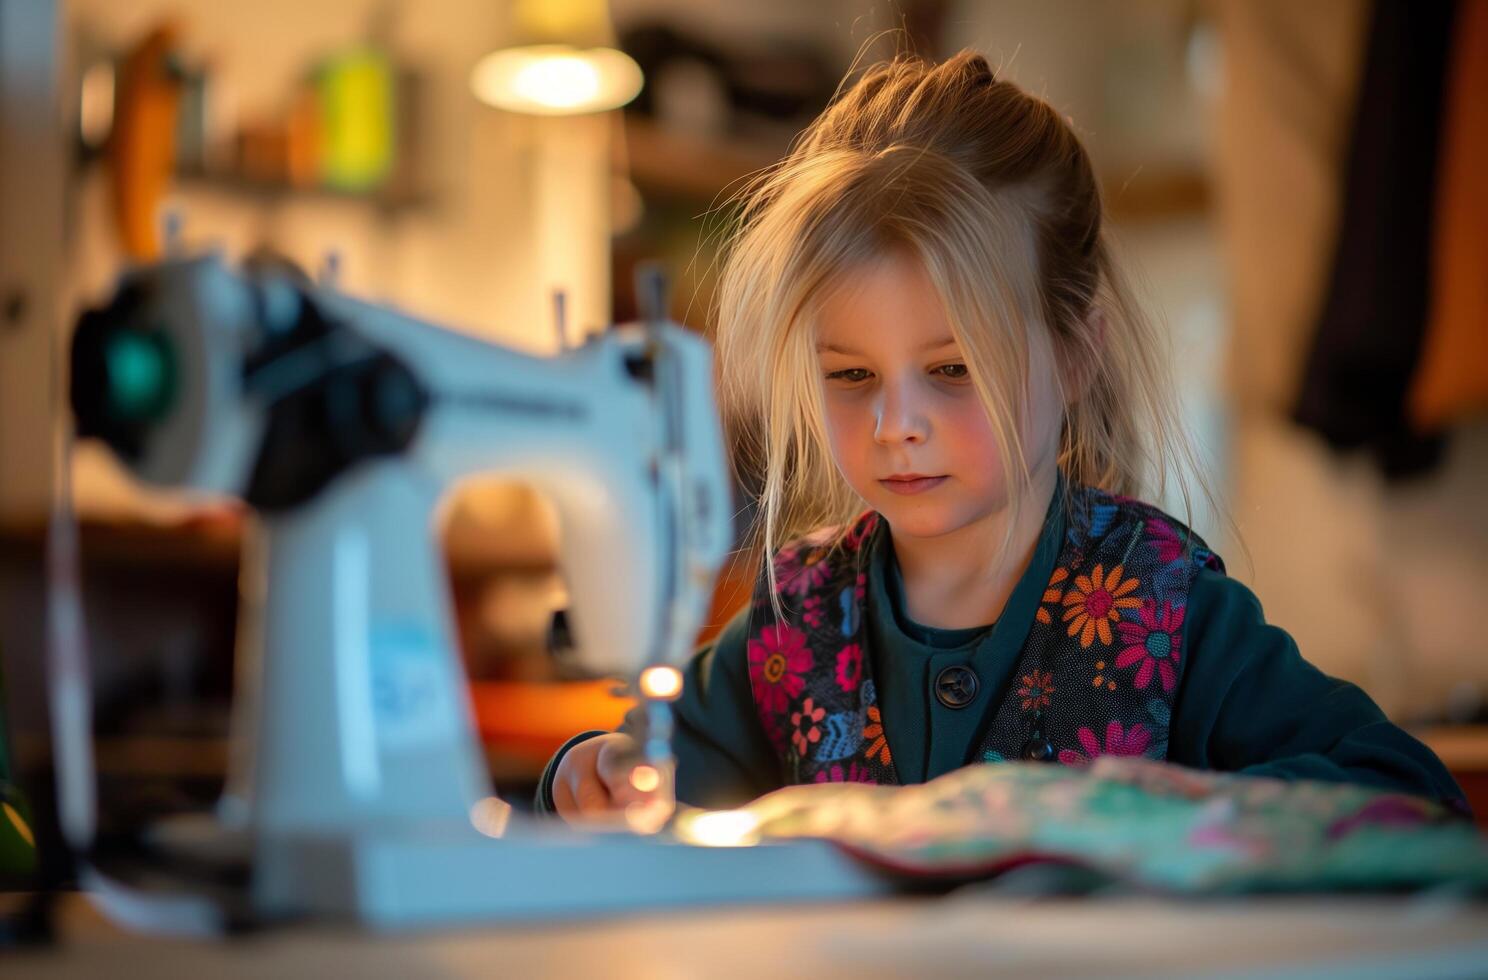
551 732 657 824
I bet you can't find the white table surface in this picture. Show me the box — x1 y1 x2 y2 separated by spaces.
13 891 1488 979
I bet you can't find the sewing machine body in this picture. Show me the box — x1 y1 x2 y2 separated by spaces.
70 255 882 928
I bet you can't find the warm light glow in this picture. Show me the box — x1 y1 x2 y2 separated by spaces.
471 45 642 115
639 665 683 701
470 796 513 838
515 54 599 108
674 809 761 848
630 764 661 793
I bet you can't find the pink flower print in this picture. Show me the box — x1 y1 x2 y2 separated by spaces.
778 549 833 597
1115 600 1185 692
1146 518 1185 564
854 571 867 601
1058 721 1152 766
747 624 813 716
790 698 826 757
835 644 863 693
813 761 875 784
803 594 825 628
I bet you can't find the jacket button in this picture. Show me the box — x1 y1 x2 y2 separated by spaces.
1021 737 1056 762
934 665 979 709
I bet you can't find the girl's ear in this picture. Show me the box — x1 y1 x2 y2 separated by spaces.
1058 307 1106 406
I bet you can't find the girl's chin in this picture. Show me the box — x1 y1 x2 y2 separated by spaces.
875 501 973 540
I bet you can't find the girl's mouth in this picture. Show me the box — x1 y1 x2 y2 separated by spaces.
878 475 947 495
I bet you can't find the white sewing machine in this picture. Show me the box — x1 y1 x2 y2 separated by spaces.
64 254 881 930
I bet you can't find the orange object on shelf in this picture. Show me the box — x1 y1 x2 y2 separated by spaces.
108 23 183 260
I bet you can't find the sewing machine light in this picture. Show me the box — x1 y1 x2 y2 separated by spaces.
638 665 683 701
630 765 661 794
673 810 761 849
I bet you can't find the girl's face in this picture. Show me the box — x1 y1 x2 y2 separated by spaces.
813 250 1063 541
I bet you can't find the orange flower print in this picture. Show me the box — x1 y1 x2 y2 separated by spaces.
1035 567 1071 625
863 706 892 765
790 697 826 757
1061 563 1141 648
1019 669 1055 711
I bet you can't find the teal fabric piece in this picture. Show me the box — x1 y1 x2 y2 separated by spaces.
737 758 1488 894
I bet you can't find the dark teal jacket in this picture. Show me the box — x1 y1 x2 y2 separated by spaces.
539 503 1464 813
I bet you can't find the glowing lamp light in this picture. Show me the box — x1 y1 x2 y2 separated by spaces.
471 45 642 115
638 664 684 701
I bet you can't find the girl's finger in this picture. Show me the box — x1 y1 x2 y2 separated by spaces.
572 770 616 815
597 751 663 808
551 777 579 821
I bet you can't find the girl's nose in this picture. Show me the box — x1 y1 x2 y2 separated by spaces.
874 382 930 445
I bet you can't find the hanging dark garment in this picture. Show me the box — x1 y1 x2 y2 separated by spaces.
1410 0 1488 432
1292 1 1457 479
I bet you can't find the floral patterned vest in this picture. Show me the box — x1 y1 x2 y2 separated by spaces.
746 484 1225 785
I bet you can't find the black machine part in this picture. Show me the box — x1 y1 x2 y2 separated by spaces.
69 269 429 513
239 281 429 512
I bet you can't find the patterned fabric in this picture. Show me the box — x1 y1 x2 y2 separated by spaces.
747 484 1223 786
732 757 1488 894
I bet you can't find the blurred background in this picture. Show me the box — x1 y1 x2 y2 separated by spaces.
1 0 1485 858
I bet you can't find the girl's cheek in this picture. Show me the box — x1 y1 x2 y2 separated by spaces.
953 403 1007 475
822 401 863 466
826 392 870 438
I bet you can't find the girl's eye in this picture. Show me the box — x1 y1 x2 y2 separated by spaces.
934 363 970 380
826 368 872 383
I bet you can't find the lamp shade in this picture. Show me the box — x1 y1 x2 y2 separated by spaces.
471 0 641 115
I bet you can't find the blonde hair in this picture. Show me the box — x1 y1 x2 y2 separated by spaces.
714 51 1205 588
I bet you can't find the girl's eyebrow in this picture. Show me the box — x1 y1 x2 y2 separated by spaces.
815 336 957 355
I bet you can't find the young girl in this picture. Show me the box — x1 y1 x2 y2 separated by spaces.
541 52 1465 819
